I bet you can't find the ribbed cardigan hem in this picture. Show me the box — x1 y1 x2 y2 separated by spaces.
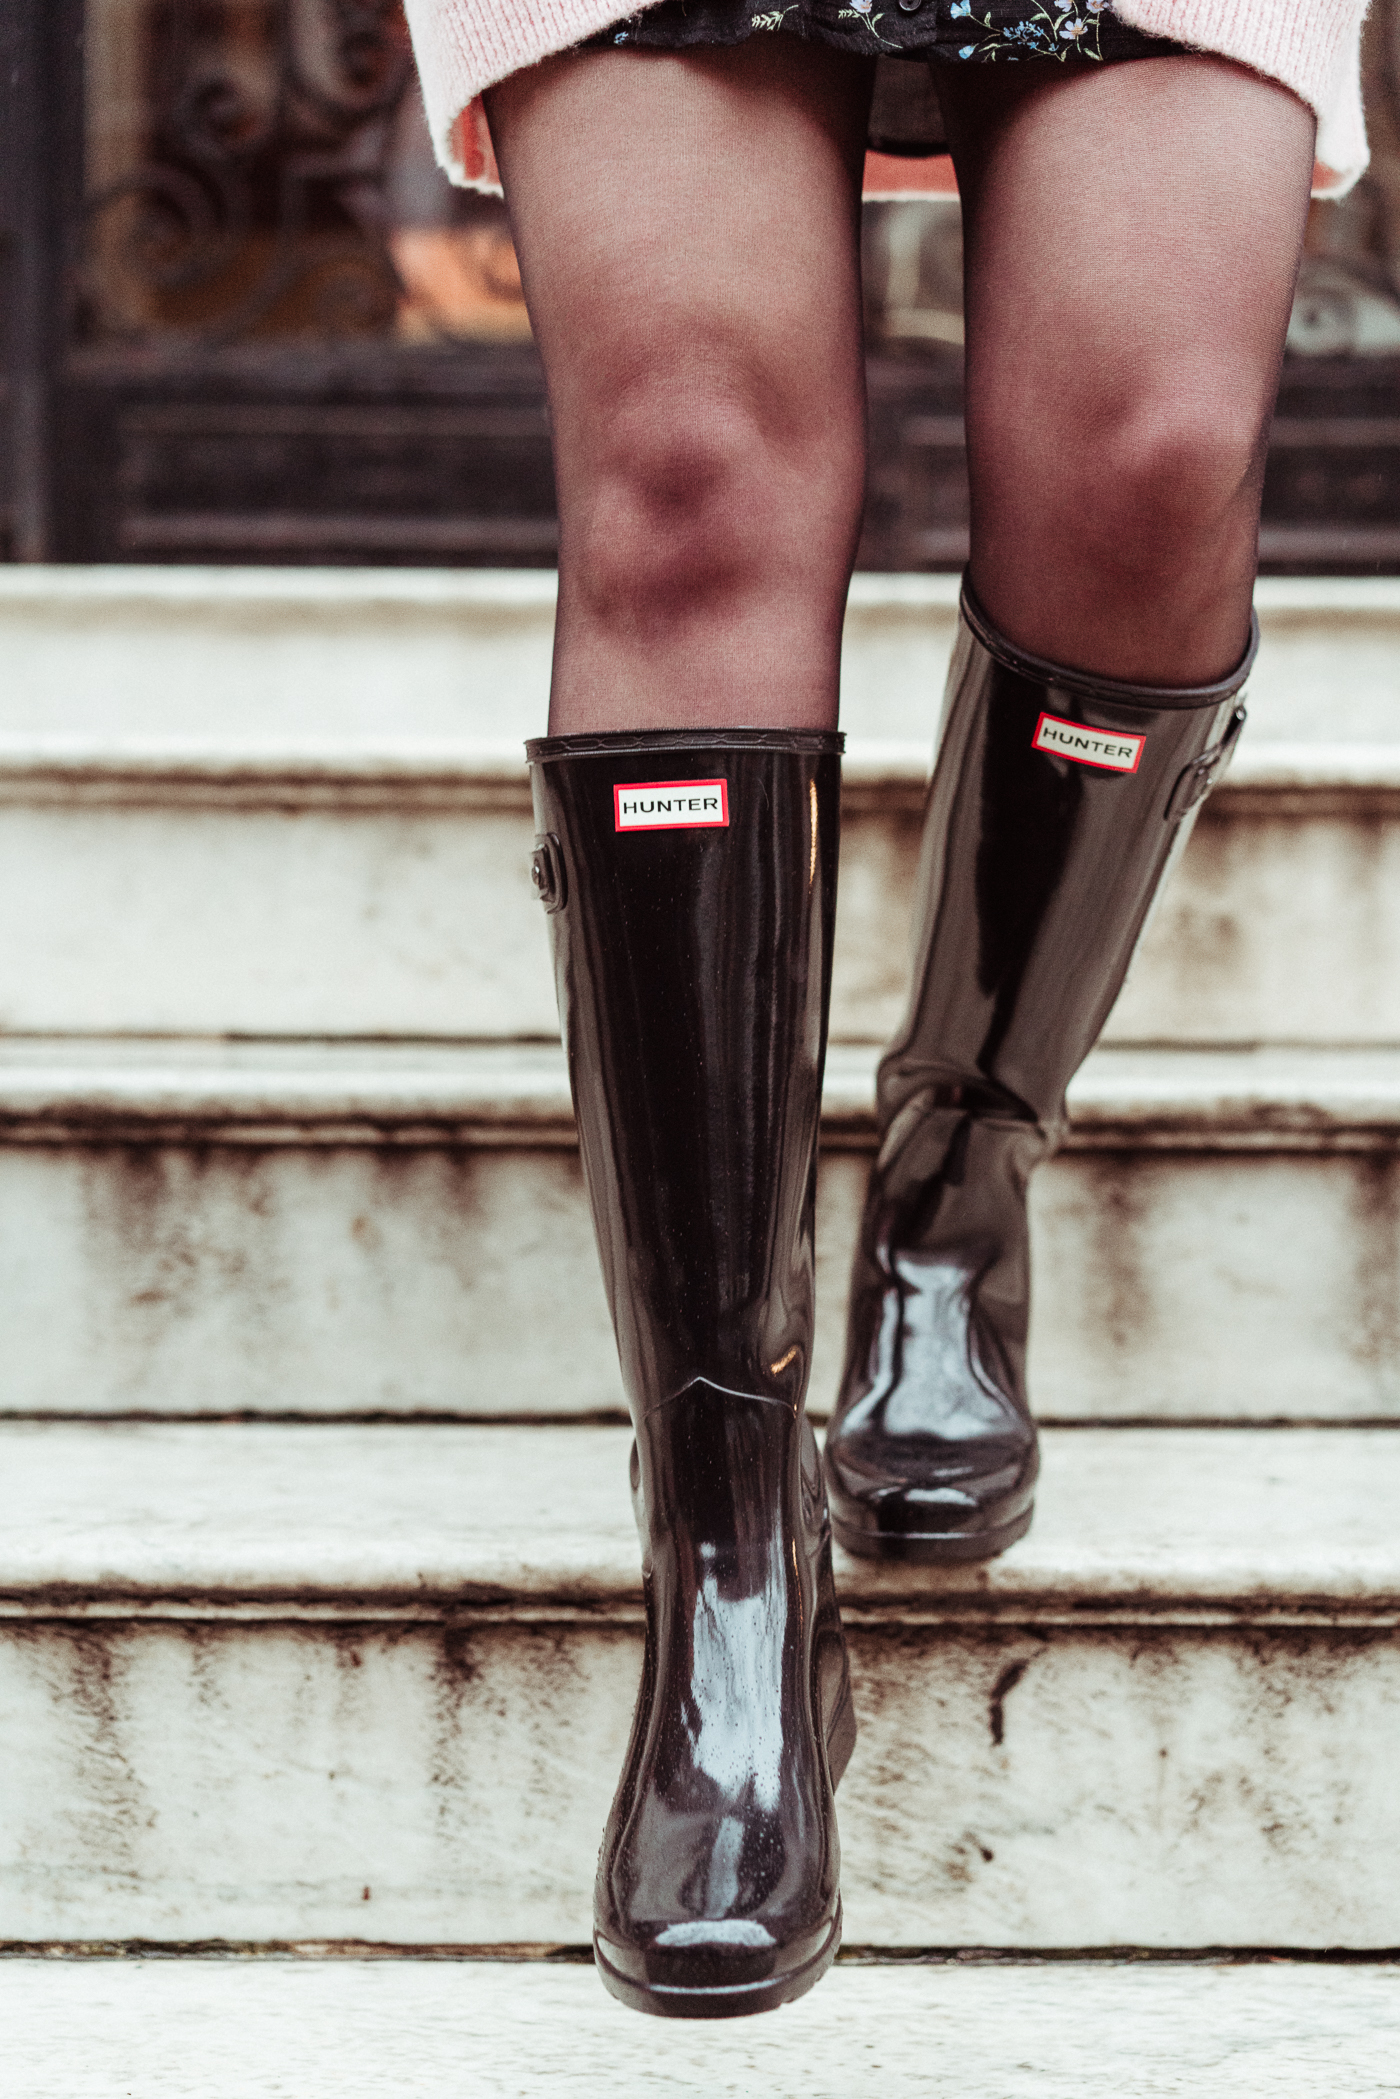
403 0 627 191
404 0 1371 200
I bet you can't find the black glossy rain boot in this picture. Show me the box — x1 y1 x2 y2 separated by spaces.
825 583 1256 1563
527 728 855 2019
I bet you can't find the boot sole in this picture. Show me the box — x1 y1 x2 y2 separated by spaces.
832 1503 1034 1565
594 1902 842 2021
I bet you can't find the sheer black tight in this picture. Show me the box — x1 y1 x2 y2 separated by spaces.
488 39 873 733
487 42 1316 729
941 56 1315 684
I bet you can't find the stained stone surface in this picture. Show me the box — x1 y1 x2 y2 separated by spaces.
3 1043 1400 1418
0 1137 622 1417
1 1423 1397 1946
3 1959 1399 2098
5 1615 1397 1947
0 574 1397 1045
1 747 1398 1046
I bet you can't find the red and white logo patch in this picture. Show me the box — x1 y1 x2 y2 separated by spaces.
1033 713 1145 774
614 779 730 832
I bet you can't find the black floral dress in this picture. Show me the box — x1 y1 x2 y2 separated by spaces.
585 1 1181 66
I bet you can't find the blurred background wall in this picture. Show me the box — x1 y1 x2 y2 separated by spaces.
2 0 1398 570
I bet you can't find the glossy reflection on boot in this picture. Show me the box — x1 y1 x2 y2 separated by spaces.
826 587 1256 1564
527 730 853 2019
596 1385 849 2013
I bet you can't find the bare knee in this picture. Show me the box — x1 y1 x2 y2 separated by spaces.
970 366 1270 679
563 382 864 642
579 402 766 633
1050 377 1269 590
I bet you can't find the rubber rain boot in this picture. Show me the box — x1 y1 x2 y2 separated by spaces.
527 727 855 2019
825 582 1256 1563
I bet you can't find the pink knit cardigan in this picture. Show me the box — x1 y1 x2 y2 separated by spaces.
402 0 1371 200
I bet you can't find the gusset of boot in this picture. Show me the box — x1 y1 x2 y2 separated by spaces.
826 584 1257 1564
528 729 854 2019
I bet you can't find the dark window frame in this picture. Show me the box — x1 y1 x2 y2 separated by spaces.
3 0 1398 572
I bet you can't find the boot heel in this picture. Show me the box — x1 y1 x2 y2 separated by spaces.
833 1502 1034 1565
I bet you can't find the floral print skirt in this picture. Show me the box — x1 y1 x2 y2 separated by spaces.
585 2 1182 67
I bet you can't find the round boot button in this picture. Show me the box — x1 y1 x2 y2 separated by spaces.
530 833 567 913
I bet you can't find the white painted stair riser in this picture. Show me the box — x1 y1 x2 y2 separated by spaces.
6 1615 1393 1947
3 1129 1400 1421
1 753 1399 1044
2 1422 1397 1950
0 1042 1398 1421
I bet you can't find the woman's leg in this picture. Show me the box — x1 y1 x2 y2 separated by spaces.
942 53 1316 683
486 39 873 732
489 42 872 2015
826 58 1316 1563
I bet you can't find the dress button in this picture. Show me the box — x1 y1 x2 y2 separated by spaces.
897 0 922 11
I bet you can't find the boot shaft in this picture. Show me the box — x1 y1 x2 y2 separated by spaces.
527 730 842 1422
828 591 1257 1561
882 587 1255 1137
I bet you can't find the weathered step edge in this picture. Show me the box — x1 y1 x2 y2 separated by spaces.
1 1040 1399 1152
2 1423 1398 1629
0 738 1396 816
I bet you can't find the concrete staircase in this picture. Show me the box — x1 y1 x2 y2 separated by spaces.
1 570 1397 2086
6 1416 1397 1947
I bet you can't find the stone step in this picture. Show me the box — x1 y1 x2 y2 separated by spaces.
4 1958 1397 2097
3 1419 1396 1949
1 736 1398 1046
1 570 1398 1047
1 1038 1397 1423
2 569 1397 746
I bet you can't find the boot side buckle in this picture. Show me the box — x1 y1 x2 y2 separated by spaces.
531 832 567 913
1163 704 1247 824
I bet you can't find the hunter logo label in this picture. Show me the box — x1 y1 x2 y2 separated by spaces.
1033 713 1145 774
614 780 730 832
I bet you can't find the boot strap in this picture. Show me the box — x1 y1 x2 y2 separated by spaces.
1164 703 1249 823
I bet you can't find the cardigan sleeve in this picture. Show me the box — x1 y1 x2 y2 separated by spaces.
402 0 630 189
